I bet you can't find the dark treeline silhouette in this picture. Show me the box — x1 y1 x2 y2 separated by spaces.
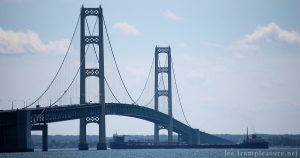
218 134 300 147
31 134 300 149
31 135 175 149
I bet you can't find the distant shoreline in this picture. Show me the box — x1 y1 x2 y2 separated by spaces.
30 134 300 149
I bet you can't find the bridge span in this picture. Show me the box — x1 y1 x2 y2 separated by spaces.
0 5 233 153
0 103 231 152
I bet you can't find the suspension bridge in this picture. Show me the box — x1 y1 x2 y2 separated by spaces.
0 5 231 152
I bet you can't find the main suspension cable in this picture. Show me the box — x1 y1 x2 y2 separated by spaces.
143 57 167 107
103 16 136 104
134 54 155 104
143 72 167 107
32 46 84 127
31 16 98 126
50 17 98 106
104 77 120 103
25 14 80 109
171 59 191 127
50 63 80 106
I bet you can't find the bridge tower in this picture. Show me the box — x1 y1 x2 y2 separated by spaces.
79 6 106 150
154 46 173 144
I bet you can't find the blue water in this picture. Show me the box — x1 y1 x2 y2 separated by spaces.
0 148 299 158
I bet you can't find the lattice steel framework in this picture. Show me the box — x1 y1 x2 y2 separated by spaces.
154 46 173 144
79 6 106 150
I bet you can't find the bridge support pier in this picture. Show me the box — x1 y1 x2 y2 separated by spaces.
191 128 200 145
32 124 48 151
42 124 48 151
0 110 33 152
97 143 106 150
79 118 88 150
154 124 159 144
97 112 106 150
78 143 89 150
178 134 183 144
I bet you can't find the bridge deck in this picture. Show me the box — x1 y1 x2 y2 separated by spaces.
29 103 193 136
1 103 232 145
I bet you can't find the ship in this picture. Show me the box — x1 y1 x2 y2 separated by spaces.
109 129 269 149
238 128 269 149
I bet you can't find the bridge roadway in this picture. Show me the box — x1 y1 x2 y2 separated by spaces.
0 103 231 152
31 103 197 143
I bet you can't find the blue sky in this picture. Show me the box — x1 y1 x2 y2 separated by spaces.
0 0 300 136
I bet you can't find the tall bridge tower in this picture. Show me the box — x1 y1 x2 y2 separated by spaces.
154 46 173 144
79 6 106 150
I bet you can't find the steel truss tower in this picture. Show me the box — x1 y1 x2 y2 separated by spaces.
154 46 173 144
78 6 106 150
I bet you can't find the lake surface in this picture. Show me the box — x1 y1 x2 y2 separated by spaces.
1 148 299 158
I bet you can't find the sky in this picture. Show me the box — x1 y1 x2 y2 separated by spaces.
0 0 300 137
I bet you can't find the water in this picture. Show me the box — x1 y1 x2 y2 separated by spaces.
0 148 299 158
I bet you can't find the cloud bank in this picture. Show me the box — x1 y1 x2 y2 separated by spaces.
243 23 300 45
234 23 300 51
0 27 69 55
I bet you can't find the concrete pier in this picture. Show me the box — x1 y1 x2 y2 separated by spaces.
32 124 48 151
0 110 33 152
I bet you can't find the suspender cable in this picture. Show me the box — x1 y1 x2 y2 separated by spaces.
143 57 167 107
25 14 80 109
32 44 85 127
143 71 168 107
134 54 155 104
50 17 98 106
103 16 137 104
104 77 120 103
171 60 191 127
31 16 98 125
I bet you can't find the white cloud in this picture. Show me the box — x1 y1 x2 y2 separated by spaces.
243 23 300 44
163 9 182 21
233 23 300 51
0 27 70 55
112 22 141 36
